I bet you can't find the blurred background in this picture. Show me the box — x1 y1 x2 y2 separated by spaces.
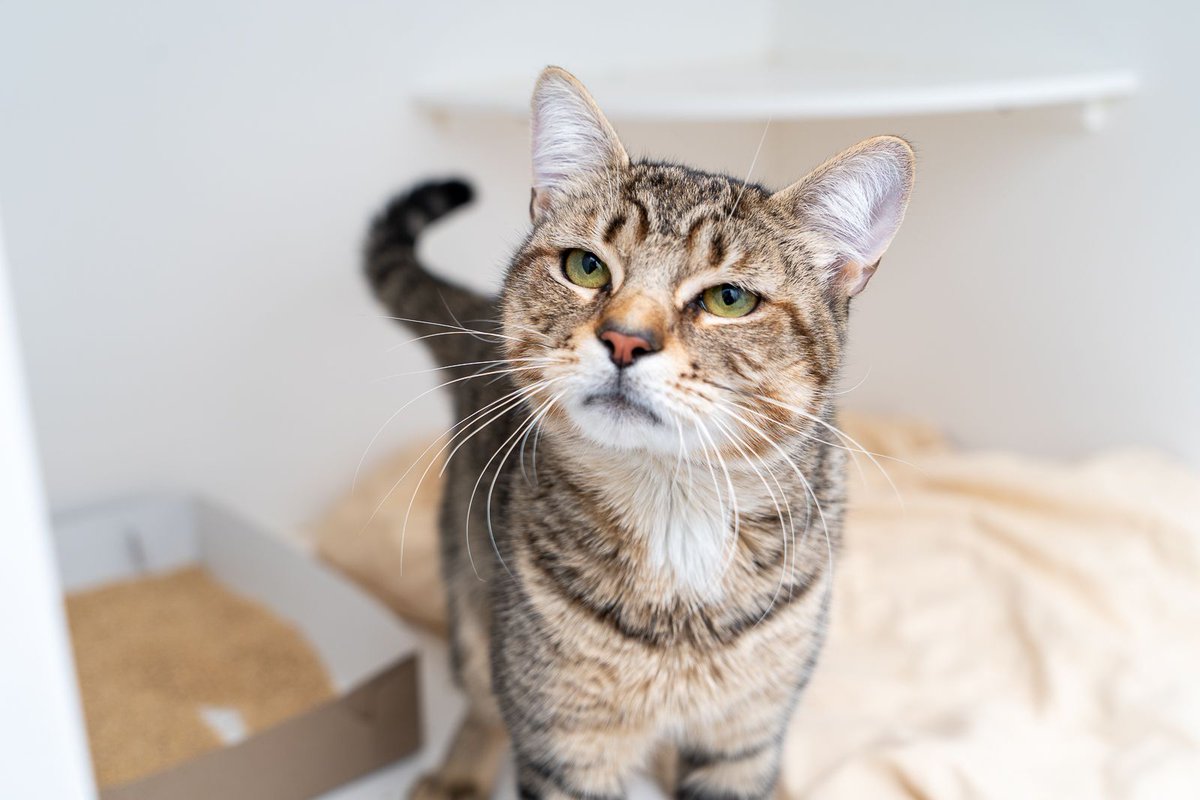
2 0 1196 536
2 1 1199 797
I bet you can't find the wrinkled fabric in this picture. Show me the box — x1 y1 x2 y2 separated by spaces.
785 415 1200 799
315 415 1200 799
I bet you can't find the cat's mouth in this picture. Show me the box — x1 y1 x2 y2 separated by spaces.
581 389 662 425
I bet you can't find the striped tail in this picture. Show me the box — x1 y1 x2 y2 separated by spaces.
364 178 495 370
365 178 474 305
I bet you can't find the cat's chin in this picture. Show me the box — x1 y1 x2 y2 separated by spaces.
563 398 683 455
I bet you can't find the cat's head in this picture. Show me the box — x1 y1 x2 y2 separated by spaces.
502 67 914 459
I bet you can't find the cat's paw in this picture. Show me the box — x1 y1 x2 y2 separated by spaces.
409 774 487 800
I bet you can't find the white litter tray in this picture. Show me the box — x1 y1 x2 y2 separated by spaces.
54 494 423 800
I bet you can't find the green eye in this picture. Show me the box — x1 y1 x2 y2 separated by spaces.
701 284 759 318
563 249 611 289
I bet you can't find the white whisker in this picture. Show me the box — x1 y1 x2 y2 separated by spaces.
755 395 908 507
725 115 772 224
368 313 515 339
710 410 797 624
356 377 557 574
372 355 567 381
387 328 546 354
353 363 563 492
467 390 565 578
831 365 872 396
403 378 563 579
685 409 741 573
729 410 835 611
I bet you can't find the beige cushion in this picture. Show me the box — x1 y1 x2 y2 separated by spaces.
314 441 446 634
315 414 1200 798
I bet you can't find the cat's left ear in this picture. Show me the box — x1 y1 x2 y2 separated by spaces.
772 136 915 297
530 66 628 222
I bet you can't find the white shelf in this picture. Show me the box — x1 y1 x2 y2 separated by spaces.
414 60 1138 123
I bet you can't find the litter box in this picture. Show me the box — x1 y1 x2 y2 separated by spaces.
53 494 423 800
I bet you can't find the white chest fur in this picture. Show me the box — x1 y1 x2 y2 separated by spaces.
592 456 737 600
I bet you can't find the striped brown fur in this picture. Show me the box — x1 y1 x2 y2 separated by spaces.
364 68 914 800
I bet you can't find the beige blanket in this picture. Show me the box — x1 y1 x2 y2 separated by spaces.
315 414 1200 798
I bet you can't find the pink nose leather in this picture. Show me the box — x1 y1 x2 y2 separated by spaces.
599 329 654 368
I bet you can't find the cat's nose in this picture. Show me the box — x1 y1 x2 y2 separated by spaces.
598 325 659 368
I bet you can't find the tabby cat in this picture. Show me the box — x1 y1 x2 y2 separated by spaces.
364 67 914 800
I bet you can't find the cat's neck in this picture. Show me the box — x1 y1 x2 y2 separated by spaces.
540 431 813 601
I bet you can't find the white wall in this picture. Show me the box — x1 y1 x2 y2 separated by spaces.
767 0 1200 461
0 0 771 531
1 0 1195 535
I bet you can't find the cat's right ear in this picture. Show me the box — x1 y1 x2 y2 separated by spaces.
530 66 628 222
771 136 915 298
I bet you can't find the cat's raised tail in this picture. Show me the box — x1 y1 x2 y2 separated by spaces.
364 179 497 371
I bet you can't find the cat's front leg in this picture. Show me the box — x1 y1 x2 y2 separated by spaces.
509 723 652 800
674 742 784 800
674 710 790 800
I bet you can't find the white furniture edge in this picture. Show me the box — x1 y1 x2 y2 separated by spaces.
0 209 98 798
414 67 1138 125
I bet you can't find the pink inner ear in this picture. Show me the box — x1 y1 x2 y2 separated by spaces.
530 187 548 221
779 137 914 299
843 258 881 297
861 187 907 264
529 70 629 224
